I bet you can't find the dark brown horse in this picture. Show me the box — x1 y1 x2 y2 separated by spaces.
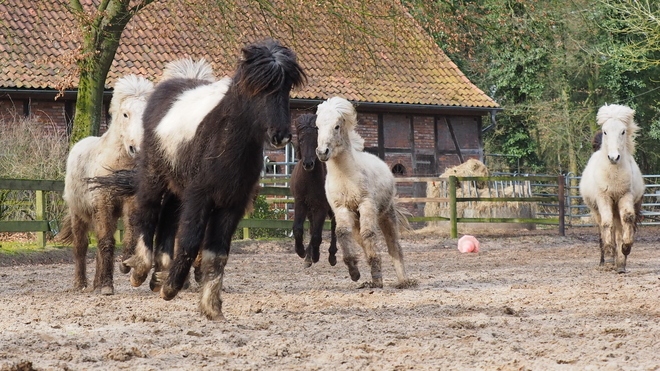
291 113 337 267
121 39 306 320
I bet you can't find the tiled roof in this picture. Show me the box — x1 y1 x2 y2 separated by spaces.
0 0 499 109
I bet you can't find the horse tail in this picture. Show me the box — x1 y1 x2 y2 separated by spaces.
87 169 138 198
393 197 412 233
160 57 215 83
56 213 74 245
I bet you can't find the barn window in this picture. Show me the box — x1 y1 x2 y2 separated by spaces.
392 163 406 175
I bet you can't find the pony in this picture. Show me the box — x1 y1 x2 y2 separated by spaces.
579 104 645 273
315 96 416 289
59 74 154 295
122 39 306 320
290 113 337 268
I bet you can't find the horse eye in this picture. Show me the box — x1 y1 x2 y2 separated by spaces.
334 125 340 130
123 113 129 118
603 131 607 136
622 130 626 135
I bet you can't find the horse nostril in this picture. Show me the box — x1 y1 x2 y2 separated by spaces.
129 146 136 155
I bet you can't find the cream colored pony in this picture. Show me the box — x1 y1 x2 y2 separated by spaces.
579 104 645 273
315 96 416 288
60 75 154 294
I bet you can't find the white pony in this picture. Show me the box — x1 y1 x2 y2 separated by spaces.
60 75 154 294
315 96 416 288
579 104 645 273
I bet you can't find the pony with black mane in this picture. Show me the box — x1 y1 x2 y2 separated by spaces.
291 113 337 267
121 39 305 320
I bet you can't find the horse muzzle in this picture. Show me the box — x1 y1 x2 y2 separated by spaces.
302 159 315 171
608 154 621 165
269 131 292 149
316 147 330 162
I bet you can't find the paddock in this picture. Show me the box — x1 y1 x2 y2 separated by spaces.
1 228 659 370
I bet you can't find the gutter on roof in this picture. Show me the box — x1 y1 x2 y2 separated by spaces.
0 88 113 101
481 110 498 133
291 98 502 116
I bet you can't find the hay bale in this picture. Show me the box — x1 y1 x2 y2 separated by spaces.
424 160 536 232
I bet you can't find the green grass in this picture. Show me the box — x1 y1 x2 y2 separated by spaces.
0 240 67 255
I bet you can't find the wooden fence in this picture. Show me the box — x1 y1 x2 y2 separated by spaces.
0 175 565 247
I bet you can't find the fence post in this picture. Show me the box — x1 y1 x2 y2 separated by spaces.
35 190 46 248
558 174 565 236
449 176 457 239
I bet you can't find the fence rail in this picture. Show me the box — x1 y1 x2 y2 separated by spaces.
1 175 569 246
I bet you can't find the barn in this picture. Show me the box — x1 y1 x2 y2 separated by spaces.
0 0 499 179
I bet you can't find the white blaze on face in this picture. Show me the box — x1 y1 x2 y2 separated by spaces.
155 77 232 166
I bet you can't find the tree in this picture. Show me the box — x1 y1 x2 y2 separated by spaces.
67 0 155 145
404 0 660 174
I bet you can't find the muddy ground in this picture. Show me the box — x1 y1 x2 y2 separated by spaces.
0 227 659 370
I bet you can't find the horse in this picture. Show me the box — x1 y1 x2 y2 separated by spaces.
59 74 154 295
290 113 337 268
591 130 602 152
315 96 416 289
122 39 305 320
579 104 645 273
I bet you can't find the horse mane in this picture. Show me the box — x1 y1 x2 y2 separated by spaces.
596 104 640 154
317 96 365 151
160 58 216 82
235 39 306 97
109 75 154 118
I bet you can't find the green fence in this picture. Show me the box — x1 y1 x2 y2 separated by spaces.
0 175 565 246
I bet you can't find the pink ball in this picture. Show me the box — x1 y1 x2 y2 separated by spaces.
457 235 480 253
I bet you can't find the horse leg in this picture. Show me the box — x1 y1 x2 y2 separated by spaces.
617 193 638 273
71 214 90 291
119 197 137 274
379 208 416 288
356 199 383 288
196 207 243 320
124 178 165 287
306 208 326 267
91 200 118 295
595 198 615 269
328 211 337 266
334 207 361 282
150 193 180 292
161 189 213 302
292 201 308 259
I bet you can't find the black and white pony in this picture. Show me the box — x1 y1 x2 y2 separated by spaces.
123 39 305 320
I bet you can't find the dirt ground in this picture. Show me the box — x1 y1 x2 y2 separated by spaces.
0 227 659 371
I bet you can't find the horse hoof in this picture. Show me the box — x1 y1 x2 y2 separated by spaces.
295 246 306 259
348 267 360 282
328 255 337 266
119 263 131 274
130 270 149 287
101 286 114 295
160 284 179 301
202 310 226 321
616 268 627 274
303 258 313 268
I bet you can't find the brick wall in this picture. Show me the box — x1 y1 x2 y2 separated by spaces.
1 97 109 134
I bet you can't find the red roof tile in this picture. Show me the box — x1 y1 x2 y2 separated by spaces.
0 0 498 109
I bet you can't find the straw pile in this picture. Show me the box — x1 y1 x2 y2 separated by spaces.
424 159 537 232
